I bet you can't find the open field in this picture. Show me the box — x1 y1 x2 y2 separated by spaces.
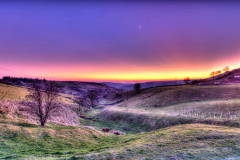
114 84 240 108
2 1 240 159
0 83 28 101
84 84 240 133
1 83 240 159
1 122 240 159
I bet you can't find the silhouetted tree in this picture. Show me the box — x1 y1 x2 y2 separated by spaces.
191 80 200 85
86 90 99 107
134 83 142 93
74 96 90 115
222 66 230 72
184 77 191 84
21 80 61 127
215 70 222 75
210 71 215 77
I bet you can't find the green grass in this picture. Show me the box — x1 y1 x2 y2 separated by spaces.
81 84 240 134
1 122 240 159
71 124 240 160
2 83 240 159
0 123 111 159
83 99 240 134
86 106 240 134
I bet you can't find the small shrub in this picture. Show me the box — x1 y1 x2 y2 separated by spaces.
0 102 10 119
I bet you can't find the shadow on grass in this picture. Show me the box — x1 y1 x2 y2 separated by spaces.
0 119 38 128
15 122 38 128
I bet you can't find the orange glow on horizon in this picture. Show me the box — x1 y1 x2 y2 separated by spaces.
1 52 240 83
1 2 240 83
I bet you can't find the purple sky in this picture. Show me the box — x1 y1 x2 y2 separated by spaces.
1 1 240 81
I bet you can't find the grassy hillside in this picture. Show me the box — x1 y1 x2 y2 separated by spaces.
0 82 74 103
0 123 107 159
84 84 240 133
50 81 117 97
1 123 240 159
84 124 240 160
0 83 78 126
0 83 28 101
2 82 240 159
113 84 240 108
205 67 240 84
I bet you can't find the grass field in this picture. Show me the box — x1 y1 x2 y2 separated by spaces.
0 83 74 103
0 83 28 101
84 84 240 133
1 83 240 159
116 84 240 108
1 122 240 159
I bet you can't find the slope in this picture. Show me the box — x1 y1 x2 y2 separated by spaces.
85 84 240 133
1 123 240 160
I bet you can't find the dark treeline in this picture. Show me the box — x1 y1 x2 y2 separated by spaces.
1 76 47 86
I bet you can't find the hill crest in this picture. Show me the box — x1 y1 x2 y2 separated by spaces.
201 67 240 85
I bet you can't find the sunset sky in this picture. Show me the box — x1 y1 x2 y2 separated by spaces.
1 1 240 82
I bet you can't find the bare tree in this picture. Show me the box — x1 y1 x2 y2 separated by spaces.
21 80 61 127
86 90 99 108
184 77 191 84
74 96 90 115
134 83 142 93
209 71 215 77
222 66 230 72
215 70 222 75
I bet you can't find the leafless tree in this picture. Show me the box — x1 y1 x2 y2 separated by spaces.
184 77 191 84
74 96 90 115
86 90 99 107
222 66 230 72
134 83 142 93
209 71 215 77
21 80 61 127
215 70 222 75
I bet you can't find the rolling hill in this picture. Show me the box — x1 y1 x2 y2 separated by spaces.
0 77 117 97
55 81 116 96
195 67 240 85
84 84 240 133
2 75 240 159
104 80 184 91
1 122 240 159
0 83 79 126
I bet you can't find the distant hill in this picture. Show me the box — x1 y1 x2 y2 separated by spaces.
104 80 184 90
192 67 240 85
55 81 117 96
0 77 117 97
106 84 240 109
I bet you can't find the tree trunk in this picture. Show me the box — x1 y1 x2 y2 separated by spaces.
40 119 46 127
91 100 94 108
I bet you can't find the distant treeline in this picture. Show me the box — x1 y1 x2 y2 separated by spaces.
1 76 47 85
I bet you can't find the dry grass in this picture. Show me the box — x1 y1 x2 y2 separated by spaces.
0 83 79 126
0 83 28 101
94 98 240 133
1 83 240 159
113 84 240 108
86 84 240 133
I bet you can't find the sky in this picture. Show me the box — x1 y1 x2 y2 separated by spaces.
0 1 240 82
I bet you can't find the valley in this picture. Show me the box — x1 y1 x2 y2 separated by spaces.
1 77 240 159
